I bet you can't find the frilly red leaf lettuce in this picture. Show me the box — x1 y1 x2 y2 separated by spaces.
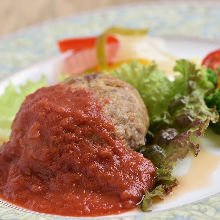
111 59 219 210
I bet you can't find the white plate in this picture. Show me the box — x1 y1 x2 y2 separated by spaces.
0 36 220 219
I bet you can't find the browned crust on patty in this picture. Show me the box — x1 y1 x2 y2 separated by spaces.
63 73 149 149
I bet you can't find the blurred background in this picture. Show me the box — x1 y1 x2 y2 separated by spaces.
0 0 216 37
0 0 141 37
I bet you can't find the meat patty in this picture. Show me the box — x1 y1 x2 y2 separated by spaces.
0 82 155 216
63 73 149 149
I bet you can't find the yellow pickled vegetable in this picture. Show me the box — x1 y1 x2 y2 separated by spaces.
96 26 148 71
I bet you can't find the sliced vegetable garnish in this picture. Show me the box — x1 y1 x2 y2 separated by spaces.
96 26 148 71
108 59 151 71
57 34 119 76
58 35 118 53
202 48 220 72
0 77 47 145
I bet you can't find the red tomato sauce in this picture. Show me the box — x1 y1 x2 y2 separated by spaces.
0 84 156 216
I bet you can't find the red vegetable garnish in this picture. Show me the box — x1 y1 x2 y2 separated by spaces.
56 35 119 77
202 49 220 72
58 36 118 53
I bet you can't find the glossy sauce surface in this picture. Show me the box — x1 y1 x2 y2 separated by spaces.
0 84 156 216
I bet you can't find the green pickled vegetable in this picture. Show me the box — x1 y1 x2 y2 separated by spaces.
96 26 148 71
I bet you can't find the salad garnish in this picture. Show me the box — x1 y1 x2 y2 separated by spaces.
0 77 46 145
110 59 219 209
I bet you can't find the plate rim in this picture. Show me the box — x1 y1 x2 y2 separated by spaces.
1 0 220 42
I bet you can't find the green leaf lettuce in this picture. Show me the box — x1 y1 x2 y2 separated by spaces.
0 77 47 145
111 59 219 209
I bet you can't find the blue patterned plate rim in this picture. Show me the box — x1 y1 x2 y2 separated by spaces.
1 0 220 42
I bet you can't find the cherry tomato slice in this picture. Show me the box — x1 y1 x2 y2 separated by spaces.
58 36 118 53
202 49 220 71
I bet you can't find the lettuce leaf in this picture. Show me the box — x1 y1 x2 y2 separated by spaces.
0 77 47 145
111 60 218 165
140 185 164 211
205 88 220 134
111 61 174 120
59 73 70 81
150 60 218 164
111 59 218 210
140 167 177 211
